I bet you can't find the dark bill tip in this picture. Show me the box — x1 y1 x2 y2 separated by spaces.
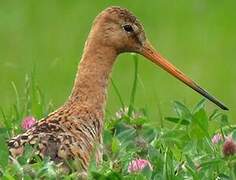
141 41 229 111
193 83 229 111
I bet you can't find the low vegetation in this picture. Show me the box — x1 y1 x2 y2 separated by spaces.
0 58 235 179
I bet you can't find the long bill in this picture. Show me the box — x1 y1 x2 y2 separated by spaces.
141 41 229 110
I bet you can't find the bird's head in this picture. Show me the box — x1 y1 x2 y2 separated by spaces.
89 6 228 110
91 6 146 53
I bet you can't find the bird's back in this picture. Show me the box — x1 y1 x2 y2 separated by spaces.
8 102 103 170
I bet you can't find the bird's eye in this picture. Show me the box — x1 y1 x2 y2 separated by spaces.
123 24 134 33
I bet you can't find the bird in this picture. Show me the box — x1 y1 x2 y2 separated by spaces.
8 6 228 173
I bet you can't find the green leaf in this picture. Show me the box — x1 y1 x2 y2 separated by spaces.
183 141 197 153
173 101 192 122
91 171 107 179
106 171 123 179
184 155 200 179
189 109 209 139
130 117 147 126
125 173 147 180
217 173 230 180
117 128 136 142
114 122 131 135
220 114 229 127
232 130 236 141
2 173 16 180
194 109 208 133
185 165 199 180
142 126 157 143
111 137 121 154
185 155 196 170
192 99 206 114
141 165 153 179
209 109 221 120
18 145 35 165
103 129 113 145
200 158 223 169
165 117 190 125
161 129 187 148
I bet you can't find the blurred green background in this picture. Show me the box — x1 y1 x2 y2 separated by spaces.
0 1 235 121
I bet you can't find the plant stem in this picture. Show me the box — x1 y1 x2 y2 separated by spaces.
111 78 125 109
128 54 138 116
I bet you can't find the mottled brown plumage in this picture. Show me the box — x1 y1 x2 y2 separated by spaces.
8 6 141 171
8 5 228 174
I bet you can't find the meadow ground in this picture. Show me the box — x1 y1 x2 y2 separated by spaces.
0 55 235 179
0 1 235 120
0 1 235 179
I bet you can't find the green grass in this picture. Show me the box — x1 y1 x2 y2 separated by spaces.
0 56 235 179
0 1 235 121
0 1 235 179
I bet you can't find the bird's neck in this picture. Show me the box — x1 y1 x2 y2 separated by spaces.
69 39 117 114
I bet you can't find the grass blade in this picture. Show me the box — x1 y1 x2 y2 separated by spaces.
111 78 125 109
128 54 138 116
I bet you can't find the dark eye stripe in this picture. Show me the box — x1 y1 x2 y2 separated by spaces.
123 24 134 32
